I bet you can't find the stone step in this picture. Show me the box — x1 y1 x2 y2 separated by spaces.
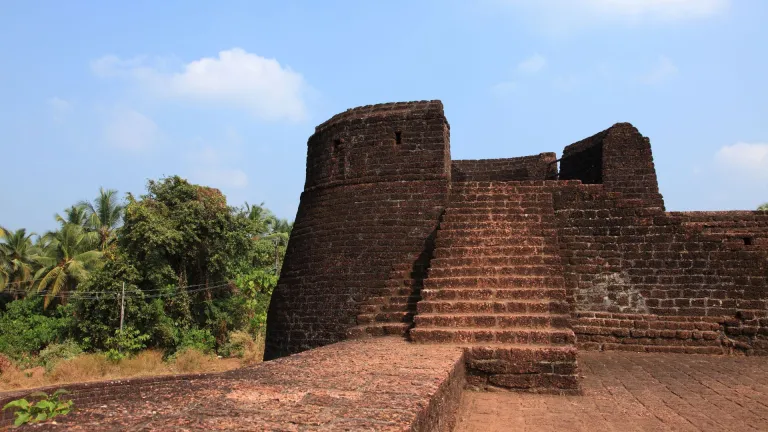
356 311 412 325
432 246 553 259
414 313 570 329
417 299 570 315
423 276 565 289
428 266 564 278
409 327 575 345
430 256 562 268
421 288 566 301
346 323 410 339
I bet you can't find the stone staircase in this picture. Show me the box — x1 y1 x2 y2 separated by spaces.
347 263 424 339
410 181 579 392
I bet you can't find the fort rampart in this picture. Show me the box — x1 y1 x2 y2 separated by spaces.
266 100 768 360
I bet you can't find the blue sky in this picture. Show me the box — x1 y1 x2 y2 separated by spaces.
2 0 767 233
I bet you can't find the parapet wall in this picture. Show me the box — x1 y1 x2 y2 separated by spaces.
554 185 768 354
452 153 557 182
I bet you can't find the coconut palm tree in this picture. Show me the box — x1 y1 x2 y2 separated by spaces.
80 187 124 250
55 205 89 228
0 227 38 294
34 224 102 308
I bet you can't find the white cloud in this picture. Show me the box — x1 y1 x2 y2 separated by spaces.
584 0 728 20
47 97 72 123
714 142 768 179
91 48 308 122
640 56 678 84
518 54 547 74
491 81 518 96
103 108 159 152
498 0 729 30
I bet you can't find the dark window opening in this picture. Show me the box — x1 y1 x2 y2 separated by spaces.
743 237 753 246
395 131 402 145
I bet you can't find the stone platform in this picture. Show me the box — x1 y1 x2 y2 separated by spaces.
6 338 464 431
456 351 768 432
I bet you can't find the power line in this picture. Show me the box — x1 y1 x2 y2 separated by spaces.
0 281 236 299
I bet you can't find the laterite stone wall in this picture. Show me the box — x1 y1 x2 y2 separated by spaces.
264 101 451 359
266 100 768 360
451 153 558 182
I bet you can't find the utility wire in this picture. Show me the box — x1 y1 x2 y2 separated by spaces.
0 280 236 299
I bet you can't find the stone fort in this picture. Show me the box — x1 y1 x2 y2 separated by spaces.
265 100 768 392
3 100 767 430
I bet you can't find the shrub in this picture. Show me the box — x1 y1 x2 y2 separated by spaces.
218 331 264 365
2 389 72 427
177 328 215 354
38 340 83 372
0 297 73 361
104 327 150 362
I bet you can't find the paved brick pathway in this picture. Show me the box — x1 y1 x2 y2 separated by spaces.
456 351 768 432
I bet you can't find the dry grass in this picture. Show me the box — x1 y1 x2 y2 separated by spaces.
228 331 265 365
0 348 246 392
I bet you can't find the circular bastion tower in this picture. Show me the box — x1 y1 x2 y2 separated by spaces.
264 100 452 360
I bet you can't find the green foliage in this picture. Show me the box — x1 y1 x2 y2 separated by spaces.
79 187 124 251
0 228 38 293
0 297 73 362
34 224 103 308
177 327 216 354
0 177 290 363
2 389 72 427
218 330 255 358
759 203 768 211
38 340 83 372
104 327 150 362
234 269 278 334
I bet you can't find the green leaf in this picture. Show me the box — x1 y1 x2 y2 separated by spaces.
3 399 30 411
27 391 49 399
35 412 49 422
52 388 71 398
13 412 31 426
34 400 55 411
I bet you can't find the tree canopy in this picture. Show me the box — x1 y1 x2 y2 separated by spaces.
0 176 292 360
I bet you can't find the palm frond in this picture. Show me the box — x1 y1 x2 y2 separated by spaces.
45 269 68 309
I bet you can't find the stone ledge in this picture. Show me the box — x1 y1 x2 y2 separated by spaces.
3 338 465 431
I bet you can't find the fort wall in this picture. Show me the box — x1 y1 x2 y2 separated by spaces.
451 153 557 182
265 100 768 361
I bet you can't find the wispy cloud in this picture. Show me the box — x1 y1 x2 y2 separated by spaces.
47 97 72 123
91 48 309 122
185 129 249 190
640 56 678 85
103 108 159 152
497 0 729 32
491 81 518 96
517 54 547 74
714 142 768 179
